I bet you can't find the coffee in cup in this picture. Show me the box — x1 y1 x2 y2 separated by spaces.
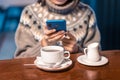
40 46 70 64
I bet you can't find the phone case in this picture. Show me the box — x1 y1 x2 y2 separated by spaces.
46 20 66 31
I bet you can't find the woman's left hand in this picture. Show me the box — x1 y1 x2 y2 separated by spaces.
62 32 78 53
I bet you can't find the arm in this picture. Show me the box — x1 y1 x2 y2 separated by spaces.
14 7 42 58
14 24 41 58
82 9 101 48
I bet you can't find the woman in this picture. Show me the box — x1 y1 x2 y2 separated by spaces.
14 0 101 58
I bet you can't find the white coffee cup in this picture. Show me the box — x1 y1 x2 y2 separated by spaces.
40 46 70 64
84 42 101 62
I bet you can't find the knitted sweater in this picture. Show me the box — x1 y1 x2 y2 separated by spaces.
14 1 101 58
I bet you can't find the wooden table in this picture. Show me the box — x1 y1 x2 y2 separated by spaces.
0 50 120 80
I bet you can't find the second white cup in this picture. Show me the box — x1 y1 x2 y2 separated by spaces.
84 42 101 62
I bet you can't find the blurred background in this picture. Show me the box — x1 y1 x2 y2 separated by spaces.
0 0 120 60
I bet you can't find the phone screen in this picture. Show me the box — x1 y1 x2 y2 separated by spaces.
46 20 66 31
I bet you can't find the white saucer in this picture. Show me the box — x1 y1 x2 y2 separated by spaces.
34 57 72 71
77 55 108 66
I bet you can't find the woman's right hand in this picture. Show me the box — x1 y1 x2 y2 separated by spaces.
41 26 65 47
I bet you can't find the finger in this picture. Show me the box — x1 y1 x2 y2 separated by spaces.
62 38 73 43
43 26 56 35
62 41 75 48
49 31 65 39
48 33 65 42
45 31 65 40
65 32 76 41
62 37 76 45
45 29 56 35
63 46 73 53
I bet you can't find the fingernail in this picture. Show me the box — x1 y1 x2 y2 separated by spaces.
63 35 65 38
61 31 65 33
53 29 56 31
65 35 70 39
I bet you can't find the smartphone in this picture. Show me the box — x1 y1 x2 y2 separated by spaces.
46 20 66 32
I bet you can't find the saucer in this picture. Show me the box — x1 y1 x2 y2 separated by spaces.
77 55 108 66
34 57 72 71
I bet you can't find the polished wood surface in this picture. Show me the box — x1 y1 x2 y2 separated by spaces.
0 50 120 80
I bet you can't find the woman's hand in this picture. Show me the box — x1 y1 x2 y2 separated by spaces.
41 26 65 46
62 32 78 53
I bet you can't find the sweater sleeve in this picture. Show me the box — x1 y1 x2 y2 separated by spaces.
82 9 101 48
14 7 42 58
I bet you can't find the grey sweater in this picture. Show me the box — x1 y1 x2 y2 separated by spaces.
14 1 101 58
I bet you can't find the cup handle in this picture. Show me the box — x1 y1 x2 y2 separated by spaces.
55 51 70 66
84 48 88 56
64 51 70 59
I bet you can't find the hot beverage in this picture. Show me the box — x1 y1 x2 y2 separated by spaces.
40 46 70 64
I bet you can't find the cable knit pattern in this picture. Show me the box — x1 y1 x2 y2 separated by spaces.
14 1 100 58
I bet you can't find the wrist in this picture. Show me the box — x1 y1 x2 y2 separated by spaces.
74 45 79 53
40 38 48 47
